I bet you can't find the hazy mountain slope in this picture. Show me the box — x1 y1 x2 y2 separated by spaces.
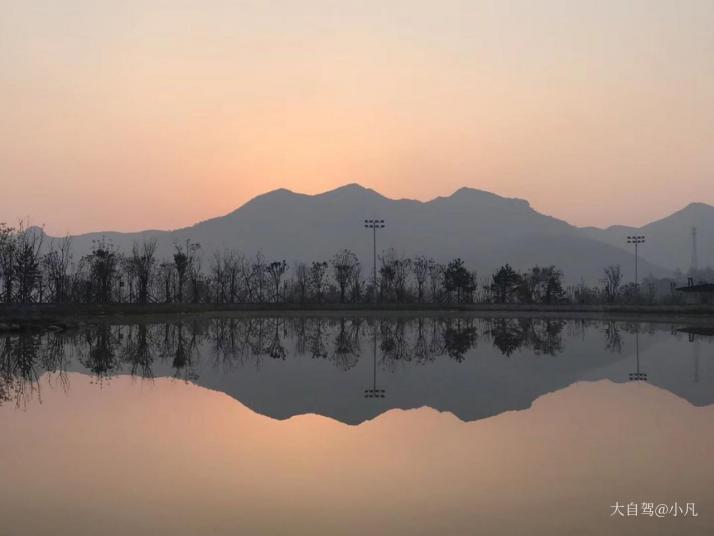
51 184 668 284
581 202 714 272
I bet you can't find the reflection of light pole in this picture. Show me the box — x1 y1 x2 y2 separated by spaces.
364 219 385 302
628 329 647 382
364 323 385 398
690 334 700 383
626 235 646 287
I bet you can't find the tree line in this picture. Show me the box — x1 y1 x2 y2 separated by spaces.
0 222 688 307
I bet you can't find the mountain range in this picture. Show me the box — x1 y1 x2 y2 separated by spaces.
44 184 713 284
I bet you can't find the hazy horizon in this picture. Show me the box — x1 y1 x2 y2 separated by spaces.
2 0 713 234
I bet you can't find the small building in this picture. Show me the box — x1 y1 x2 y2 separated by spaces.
676 281 714 304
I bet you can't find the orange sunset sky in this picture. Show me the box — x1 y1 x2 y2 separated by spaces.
1 0 713 235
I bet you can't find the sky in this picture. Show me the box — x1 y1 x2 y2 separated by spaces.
1 0 713 235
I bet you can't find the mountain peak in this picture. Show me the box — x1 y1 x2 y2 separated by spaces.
332 182 368 192
644 201 714 229
241 186 303 203
683 201 714 212
316 183 386 201
444 186 531 208
451 186 492 197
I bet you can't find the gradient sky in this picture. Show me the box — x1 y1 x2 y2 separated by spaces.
1 0 713 234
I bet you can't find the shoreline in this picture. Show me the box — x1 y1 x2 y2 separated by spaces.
1 302 713 332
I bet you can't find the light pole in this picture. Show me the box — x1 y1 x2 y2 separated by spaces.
690 333 700 384
626 235 645 286
364 322 385 398
628 329 647 382
364 219 385 302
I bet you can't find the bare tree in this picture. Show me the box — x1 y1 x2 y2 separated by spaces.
210 251 227 303
266 260 288 303
331 250 360 303
428 261 445 303
84 237 120 304
294 262 309 303
128 239 158 304
173 240 200 303
0 223 16 303
210 249 245 304
14 225 45 304
309 261 328 303
379 249 412 303
43 236 73 303
225 250 243 303
602 265 622 303
157 261 175 303
188 254 203 304
412 255 430 303
349 262 363 303
250 252 267 303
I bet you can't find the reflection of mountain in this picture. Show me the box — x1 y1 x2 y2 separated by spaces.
40 184 674 283
194 322 714 424
6 374 714 536
3 317 713 424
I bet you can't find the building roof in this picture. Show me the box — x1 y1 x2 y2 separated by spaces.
676 283 714 293
677 327 714 336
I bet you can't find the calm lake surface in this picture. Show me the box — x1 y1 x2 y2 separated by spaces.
1 314 713 535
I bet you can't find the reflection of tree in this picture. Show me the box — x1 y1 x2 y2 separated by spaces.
0 315 583 403
247 318 269 361
159 322 200 381
0 334 42 406
428 317 446 357
39 331 71 395
294 318 307 355
211 318 248 366
603 321 623 353
332 318 361 370
489 319 523 357
121 324 156 378
267 318 287 360
0 331 70 407
442 318 477 362
412 318 435 364
488 318 565 357
527 319 565 355
308 319 328 359
81 325 119 379
380 319 410 369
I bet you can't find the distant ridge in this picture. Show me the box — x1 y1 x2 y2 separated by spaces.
581 201 714 271
36 182 711 282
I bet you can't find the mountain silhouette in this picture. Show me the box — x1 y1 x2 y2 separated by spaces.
43 183 696 283
582 202 714 272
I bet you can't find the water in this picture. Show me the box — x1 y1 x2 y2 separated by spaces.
1 314 713 535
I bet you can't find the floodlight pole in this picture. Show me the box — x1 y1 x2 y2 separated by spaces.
364 322 385 398
628 329 647 382
364 219 385 302
626 235 646 286
372 324 377 392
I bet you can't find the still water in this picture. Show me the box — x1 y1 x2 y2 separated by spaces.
1 315 713 535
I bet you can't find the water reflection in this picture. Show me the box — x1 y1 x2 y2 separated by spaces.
1 374 712 536
1 315 713 423
2 315 714 535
